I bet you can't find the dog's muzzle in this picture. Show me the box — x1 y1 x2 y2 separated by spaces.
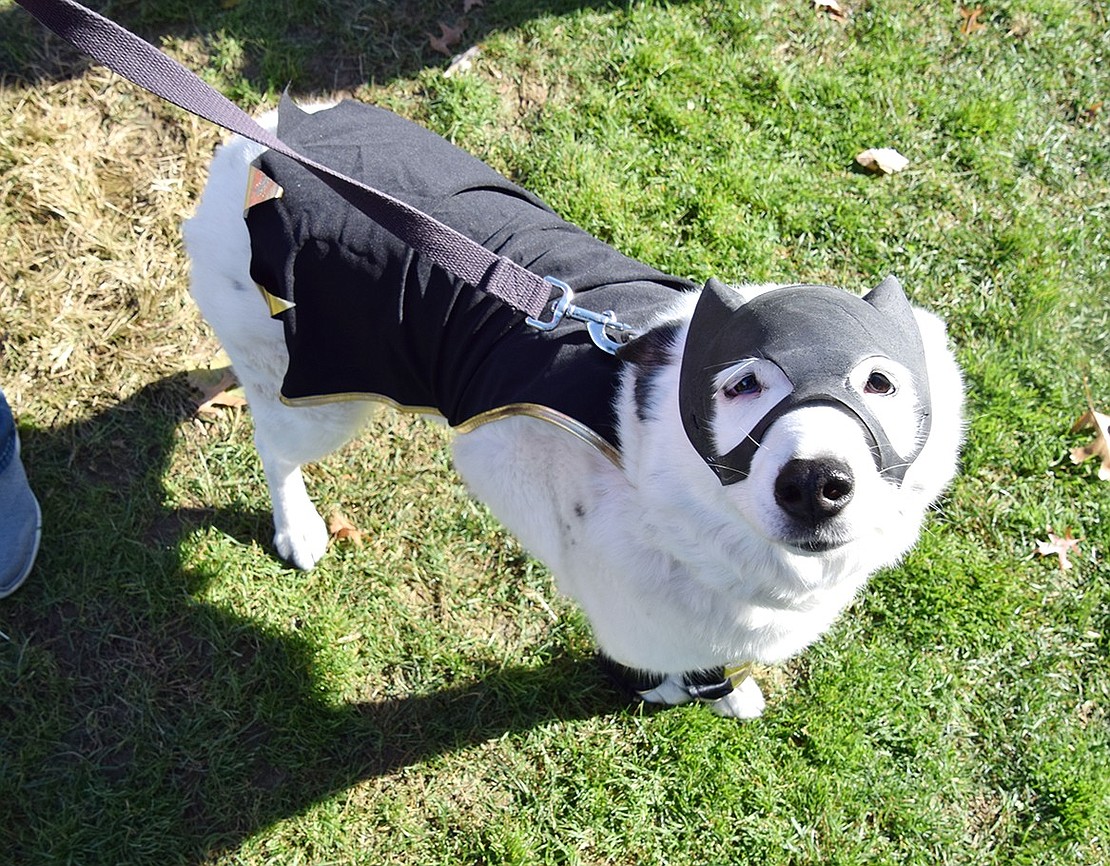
679 276 932 486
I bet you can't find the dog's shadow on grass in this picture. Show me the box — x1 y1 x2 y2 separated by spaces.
2 376 619 863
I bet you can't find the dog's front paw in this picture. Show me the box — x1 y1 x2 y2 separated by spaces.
706 676 766 719
273 510 329 570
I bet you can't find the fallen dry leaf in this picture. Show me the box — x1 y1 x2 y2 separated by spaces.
429 20 466 56
814 0 849 22
1070 395 1110 481
187 365 247 416
327 510 364 546
855 147 909 175
1078 101 1103 123
445 45 481 78
960 6 986 35
1037 527 1081 571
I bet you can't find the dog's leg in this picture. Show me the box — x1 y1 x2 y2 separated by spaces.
260 457 326 570
248 393 375 570
189 276 372 570
254 427 328 570
186 266 369 569
185 124 379 569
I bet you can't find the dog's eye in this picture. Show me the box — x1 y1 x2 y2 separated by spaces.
722 373 761 399
864 371 895 395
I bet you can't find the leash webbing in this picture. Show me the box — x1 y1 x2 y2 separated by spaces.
14 0 554 321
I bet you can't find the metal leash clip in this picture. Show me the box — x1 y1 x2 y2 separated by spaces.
525 277 639 355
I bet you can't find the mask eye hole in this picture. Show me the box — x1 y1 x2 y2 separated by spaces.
865 371 895 395
722 372 761 399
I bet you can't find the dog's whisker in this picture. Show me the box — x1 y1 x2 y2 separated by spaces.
879 460 913 478
705 458 751 479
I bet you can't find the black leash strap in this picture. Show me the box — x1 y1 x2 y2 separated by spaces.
14 0 554 320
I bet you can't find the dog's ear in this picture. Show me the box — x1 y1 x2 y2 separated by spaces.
862 274 911 314
616 321 681 367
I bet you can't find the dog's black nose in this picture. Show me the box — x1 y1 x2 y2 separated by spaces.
774 458 854 525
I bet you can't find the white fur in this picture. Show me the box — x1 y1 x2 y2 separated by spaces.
184 107 964 719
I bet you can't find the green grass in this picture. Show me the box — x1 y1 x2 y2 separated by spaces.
1 0 1108 863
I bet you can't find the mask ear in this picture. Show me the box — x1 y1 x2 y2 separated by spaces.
680 278 751 479
693 277 747 325
276 92 313 138
862 274 911 315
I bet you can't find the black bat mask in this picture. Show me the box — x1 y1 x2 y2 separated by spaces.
678 276 932 486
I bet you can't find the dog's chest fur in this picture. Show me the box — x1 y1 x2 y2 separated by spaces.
452 320 874 676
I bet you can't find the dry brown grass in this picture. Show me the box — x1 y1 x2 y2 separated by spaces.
0 66 229 422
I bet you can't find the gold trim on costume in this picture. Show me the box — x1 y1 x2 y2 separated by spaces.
723 662 754 689
255 283 296 317
280 391 440 415
278 392 622 468
245 166 294 317
456 403 623 467
244 165 284 214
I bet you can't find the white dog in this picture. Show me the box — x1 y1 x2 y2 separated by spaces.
185 99 963 718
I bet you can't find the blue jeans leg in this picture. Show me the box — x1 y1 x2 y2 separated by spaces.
0 386 42 597
0 387 14 473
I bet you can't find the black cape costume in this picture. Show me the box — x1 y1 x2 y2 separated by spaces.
245 98 696 461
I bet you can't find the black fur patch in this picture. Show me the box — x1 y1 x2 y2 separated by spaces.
597 654 735 703
596 654 665 697
618 322 681 423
